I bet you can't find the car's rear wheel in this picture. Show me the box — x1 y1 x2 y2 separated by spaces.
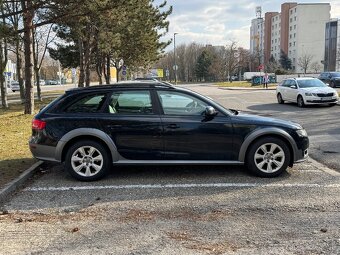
65 140 111 181
297 95 305 108
277 93 284 104
246 137 290 177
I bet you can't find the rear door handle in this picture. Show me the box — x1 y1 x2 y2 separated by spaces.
167 124 180 129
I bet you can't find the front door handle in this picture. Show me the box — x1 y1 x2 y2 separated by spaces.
167 124 180 129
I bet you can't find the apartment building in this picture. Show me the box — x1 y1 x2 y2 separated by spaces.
261 2 330 73
324 19 340 71
250 17 264 64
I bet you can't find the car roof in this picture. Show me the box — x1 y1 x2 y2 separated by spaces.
285 77 316 81
66 81 174 94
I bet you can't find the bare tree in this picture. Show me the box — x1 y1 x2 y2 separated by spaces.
310 61 322 73
224 41 239 82
297 53 314 74
33 24 55 101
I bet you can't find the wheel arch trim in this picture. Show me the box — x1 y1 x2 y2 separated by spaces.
55 128 118 162
238 127 298 163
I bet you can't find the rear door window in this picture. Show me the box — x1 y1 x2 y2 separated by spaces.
108 90 153 114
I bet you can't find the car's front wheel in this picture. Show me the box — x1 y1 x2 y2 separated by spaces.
246 137 291 177
65 140 111 181
277 93 284 104
297 95 305 108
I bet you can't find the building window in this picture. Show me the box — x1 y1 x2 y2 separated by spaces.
294 33 296 38
294 16 296 21
275 46 277 50
290 18 292 22
290 34 292 39
290 10 293 15
294 25 296 29
289 43 292 47
295 8 297 13
293 58 295 62
290 26 292 31
294 42 296 46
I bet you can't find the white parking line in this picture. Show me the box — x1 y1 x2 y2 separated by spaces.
24 182 340 192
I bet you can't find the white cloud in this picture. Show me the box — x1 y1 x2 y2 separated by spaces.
158 0 340 51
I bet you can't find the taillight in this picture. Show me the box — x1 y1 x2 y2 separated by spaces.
32 119 46 130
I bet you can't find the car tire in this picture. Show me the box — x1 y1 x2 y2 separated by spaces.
65 140 111 181
297 95 305 108
277 93 284 104
246 137 291 178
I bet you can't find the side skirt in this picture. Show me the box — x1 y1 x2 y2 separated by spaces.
112 160 244 165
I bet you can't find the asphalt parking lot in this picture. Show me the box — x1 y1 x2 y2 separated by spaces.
1 84 340 254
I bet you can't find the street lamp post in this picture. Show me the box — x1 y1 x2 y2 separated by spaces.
173 32 178 85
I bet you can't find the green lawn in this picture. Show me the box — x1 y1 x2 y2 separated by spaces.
0 97 57 189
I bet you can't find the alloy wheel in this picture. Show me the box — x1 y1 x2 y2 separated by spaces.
71 146 104 177
254 143 285 173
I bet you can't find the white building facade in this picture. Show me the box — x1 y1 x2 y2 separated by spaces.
270 14 281 61
288 4 330 73
250 17 264 63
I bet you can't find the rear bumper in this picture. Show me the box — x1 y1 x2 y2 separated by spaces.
29 142 59 162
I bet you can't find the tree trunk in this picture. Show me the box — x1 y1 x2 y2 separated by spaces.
16 45 25 103
35 68 42 101
105 55 111 84
32 31 41 101
78 39 85 87
0 41 8 108
21 0 35 114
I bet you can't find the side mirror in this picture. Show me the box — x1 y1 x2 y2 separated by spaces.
205 106 217 116
290 85 297 89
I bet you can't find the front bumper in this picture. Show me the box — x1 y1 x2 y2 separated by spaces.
305 96 338 104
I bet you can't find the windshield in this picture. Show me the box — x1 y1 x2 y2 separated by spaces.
297 79 327 88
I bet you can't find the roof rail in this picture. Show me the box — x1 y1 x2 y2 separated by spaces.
66 81 174 93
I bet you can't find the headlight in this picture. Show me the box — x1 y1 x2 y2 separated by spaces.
305 93 312 96
296 129 308 137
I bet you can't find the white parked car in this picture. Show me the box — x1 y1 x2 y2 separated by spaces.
276 77 339 107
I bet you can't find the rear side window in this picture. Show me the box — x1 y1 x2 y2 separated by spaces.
64 93 108 113
108 90 153 114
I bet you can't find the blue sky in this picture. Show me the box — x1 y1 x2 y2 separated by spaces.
156 0 340 49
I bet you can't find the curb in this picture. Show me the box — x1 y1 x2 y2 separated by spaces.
0 161 43 204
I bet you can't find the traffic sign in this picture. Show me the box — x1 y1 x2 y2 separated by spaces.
122 65 127 71
173 65 178 71
122 70 127 76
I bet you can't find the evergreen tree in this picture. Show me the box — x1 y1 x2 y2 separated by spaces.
195 50 213 81
279 50 292 70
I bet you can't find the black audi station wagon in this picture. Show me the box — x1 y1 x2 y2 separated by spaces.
29 82 309 181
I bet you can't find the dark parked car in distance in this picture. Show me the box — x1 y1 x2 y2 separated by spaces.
318 72 340 88
29 81 309 181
